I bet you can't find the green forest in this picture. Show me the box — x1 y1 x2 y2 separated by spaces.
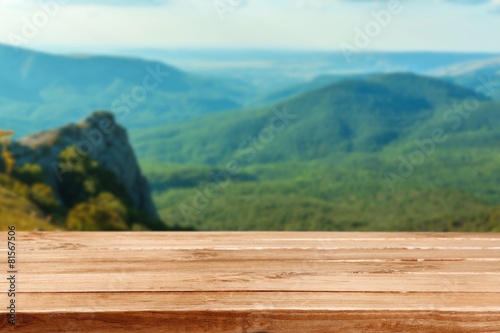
2 49 500 232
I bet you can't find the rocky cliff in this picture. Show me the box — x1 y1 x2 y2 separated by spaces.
9 111 159 221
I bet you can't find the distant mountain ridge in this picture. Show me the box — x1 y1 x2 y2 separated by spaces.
2 44 500 233
2 45 500 141
133 73 491 165
135 73 500 233
0 44 254 138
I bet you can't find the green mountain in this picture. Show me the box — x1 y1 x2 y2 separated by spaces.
3 46 500 140
114 49 499 89
434 57 500 101
2 45 500 233
0 112 188 231
132 74 500 232
0 44 254 138
132 73 483 165
248 74 370 107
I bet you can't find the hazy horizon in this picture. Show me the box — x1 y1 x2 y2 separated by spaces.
2 0 500 53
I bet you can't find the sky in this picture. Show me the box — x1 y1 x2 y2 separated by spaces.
0 0 500 53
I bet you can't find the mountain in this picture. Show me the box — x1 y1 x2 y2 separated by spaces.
1 111 177 231
101 48 499 85
3 45 500 232
132 73 500 232
132 73 485 165
2 45 500 141
0 44 255 138
432 57 500 100
1 72 499 232
248 73 370 107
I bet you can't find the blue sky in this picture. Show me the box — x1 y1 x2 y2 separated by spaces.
1 0 499 52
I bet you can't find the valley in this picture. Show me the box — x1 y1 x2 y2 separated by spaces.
1 45 500 231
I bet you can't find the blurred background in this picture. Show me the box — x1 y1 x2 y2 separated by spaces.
1 0 500 232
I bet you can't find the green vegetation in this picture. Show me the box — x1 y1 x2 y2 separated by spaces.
0 146 172 231
0 171 59 230
132 73 479 164
0 186 57 231
66 193 129 231
136 74 500 232
2 72 500 232
147 151 500 232
0 44 257 139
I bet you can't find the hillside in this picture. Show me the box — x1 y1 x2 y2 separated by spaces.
2 65 500 232
121 49 498 88
0 112 184 231
0 186 56 230
132 73 484 165
132 74 500 232
434 57 500 101
248 74 370 107
3 46 500 140
0 44 254 138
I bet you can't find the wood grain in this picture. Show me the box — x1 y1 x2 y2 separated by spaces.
1 232 499 332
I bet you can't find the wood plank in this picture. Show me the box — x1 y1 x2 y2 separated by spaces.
12 259 500 274
12 274 500 293
16 232 500 249
0 232 499 332
12 292 500 312
4 311 500 333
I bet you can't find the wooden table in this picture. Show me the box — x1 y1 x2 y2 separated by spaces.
1 232 499 332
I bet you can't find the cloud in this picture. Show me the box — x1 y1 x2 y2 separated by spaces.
296 0 500 11
444 0 500 7
0 0 499 52
445 0 490 4
441 0 500 14
67 0 170 6
0 0 172 10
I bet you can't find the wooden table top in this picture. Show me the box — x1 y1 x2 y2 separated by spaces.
1 232 499 332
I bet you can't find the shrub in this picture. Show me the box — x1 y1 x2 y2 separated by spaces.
67 202 128 231
29 183 62 216
14 164 44 185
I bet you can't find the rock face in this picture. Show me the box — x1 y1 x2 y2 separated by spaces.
10 111 159 219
